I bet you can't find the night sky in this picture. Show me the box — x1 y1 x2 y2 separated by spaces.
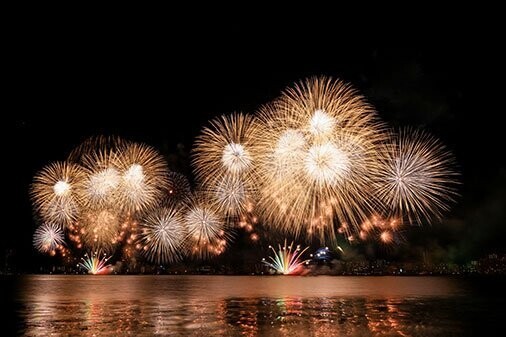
5 40 505 271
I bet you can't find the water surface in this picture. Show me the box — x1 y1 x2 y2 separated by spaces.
3 275 503 336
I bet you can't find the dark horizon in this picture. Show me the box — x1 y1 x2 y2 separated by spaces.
5 45 505 273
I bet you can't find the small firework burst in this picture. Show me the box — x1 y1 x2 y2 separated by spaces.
193 113 260 181
203 175 256 218
78 252 112 275
113 142 169 214
33 223 65 254
30 162 87 227
139 206 187 264
375 128 459 224
262 240 310 275
183 194 231 258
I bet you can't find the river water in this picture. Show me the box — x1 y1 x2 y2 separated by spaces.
2 275 503 336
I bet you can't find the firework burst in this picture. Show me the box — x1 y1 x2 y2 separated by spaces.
256 77 387 241
183 194 231 258
79 208 121 251
33 223 65 254
193 113 259 179
202 174 257 218
375 128 459 224
78 252 112 274
31 162 87 227
262 240 310 275
69 136 127 209
139 206 187 264
192 113 259 218
113 142 169 214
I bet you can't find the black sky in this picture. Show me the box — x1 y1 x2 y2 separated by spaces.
5 33 505 270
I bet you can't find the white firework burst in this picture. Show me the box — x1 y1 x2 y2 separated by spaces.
33 223 65 254
139 207 187 264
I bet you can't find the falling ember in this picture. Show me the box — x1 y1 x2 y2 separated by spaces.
380 231 393 244
262 240 310 275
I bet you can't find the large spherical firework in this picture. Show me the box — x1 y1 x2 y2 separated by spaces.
31 162 87 227
183 194 231 258
113 142 169 214
71 136 127 209
375 128 459 224
192 113 259 183
256 77 387 241
79 208 121 251
192 113 259 218
33 223 65 254
139 206 187 264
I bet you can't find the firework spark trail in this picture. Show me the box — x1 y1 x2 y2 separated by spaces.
67 136 127 164
375 128 459 225
31 162 87 227
262 240 310 275
78 252 112 274
256 77 387 241
139 206 187 264
33 223 65 254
